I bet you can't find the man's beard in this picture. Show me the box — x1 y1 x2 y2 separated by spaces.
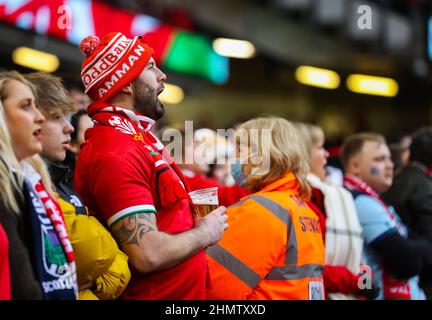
133 81 165 120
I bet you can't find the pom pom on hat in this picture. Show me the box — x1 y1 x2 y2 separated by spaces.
79 35 101 57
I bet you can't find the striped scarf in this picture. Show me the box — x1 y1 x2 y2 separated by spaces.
307 173 363 300
22 162 77 299
344 174 398 225
343 174 411 299
88 101 192 208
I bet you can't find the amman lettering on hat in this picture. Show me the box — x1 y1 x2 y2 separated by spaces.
96 44 146 99
80 32 154 102
82 35 146 91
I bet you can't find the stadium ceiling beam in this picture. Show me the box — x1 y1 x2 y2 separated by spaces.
179 0 410 74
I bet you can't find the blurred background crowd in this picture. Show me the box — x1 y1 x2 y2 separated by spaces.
2 0 432 141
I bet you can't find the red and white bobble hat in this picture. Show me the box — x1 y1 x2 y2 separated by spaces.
79 32 154 102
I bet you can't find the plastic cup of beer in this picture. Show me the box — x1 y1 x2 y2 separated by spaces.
189 187 219 217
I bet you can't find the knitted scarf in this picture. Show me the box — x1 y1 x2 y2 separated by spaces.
88 101 192 209
343 174 411 299
307 173 363 300
344 174 398 225
22 162 77 299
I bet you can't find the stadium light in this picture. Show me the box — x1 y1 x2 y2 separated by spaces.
212 38 256 59
347 74 399 97
295 66 340 89
12 47 59 73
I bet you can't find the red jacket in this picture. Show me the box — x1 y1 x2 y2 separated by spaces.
308 187 361 296
0 223 10 300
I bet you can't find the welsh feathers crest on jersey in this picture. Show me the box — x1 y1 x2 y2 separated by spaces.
109 116 137 135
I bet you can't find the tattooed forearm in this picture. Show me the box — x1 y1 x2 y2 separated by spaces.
111 212 157 246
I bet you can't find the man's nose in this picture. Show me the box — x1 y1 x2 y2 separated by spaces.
158 68 167 82
387 158 394 170
65 120 74 134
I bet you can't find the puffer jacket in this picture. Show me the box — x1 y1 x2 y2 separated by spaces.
58 197 130 300
47 160 130 300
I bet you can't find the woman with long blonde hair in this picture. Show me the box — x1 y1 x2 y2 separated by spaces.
206 117 326 300
0 71 77 299
0 102 23 213
0 76 43 299
0 98 21 299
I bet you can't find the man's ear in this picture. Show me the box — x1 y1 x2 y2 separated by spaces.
120 83 133 95
348 154 361 176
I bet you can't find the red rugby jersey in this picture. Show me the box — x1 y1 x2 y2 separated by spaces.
74 124 206 300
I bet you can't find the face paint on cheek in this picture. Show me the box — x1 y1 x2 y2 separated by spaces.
370 167 381 176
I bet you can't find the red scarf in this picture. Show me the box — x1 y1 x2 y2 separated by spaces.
34 183 76 264
88 102 166 154
343 174 411 299
344 174 397 224
88 101 192 208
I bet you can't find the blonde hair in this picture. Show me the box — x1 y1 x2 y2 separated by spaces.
0 71 55 210
24 72 74 118
25 155 55 195
0 100 23 213
236 117 311 199
0 70 36 101
295 123 325 160
0 71 35 213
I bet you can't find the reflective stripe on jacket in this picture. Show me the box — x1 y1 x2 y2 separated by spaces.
206 172 326 300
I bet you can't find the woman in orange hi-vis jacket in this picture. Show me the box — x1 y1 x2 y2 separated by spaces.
206 117 326 300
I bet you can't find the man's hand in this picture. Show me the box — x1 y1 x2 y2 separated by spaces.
194 206 228 248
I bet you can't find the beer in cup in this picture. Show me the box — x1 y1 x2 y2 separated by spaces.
189 187 219 217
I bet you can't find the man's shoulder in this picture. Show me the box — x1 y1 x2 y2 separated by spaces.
351 194 400 247
399 164 430 181
82 126 153 161
352 193 386 215
353 193 381 207
391 164 432 196
86 125 148 148
76 134 154 186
